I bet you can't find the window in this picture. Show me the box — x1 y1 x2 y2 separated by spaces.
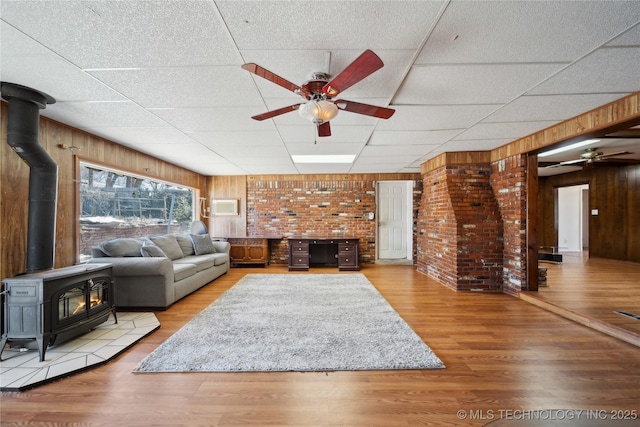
78 162 195 261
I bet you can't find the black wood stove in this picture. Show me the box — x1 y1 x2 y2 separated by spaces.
1 264 116 362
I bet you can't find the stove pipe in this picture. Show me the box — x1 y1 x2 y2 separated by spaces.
1 82 57 274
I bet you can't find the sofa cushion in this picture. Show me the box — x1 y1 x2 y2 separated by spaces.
141 244 167 258
173 263 198 282
190 234 216 255
149 235 184 260
99 238 143 257
211 253 230 266
174 255 215 272
175 234 195 257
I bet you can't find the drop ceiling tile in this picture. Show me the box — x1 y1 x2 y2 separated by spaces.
277 125 374 144
285 142 364 156
41 101 168 129
606 23 640 46
377 105 500 131
188 130 282 149
187 131 284 148
483 94 625 123
417 1 640 64
1 22 52 55
368 130 461 146
1 56 124 103
151 107 272 132
88 66 262 108
360 145 435 157
235 157 294 166
0 1 239 68
361 155 421 166
454 121 557 141
395 63 565 105
208 144 289 159
217 1 445 50
350 162 410 173
136 142 222 160
237 164 299 175
135 143 241 175
529 47 640 95
79 127 196 147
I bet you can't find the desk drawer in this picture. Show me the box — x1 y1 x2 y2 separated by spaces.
338 255 357 267
338 243 356 254
290 255 309 268
291 244 309 254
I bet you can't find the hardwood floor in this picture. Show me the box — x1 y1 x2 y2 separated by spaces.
1 264 639 426
522 252 640 346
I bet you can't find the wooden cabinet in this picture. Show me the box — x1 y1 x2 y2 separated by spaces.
288 238 359 271
228 238 269 266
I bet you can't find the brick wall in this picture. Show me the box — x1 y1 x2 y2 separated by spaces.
490 155 528 294
418 164 504 290
246 177 421 265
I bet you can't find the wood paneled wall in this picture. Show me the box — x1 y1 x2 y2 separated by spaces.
207 175 247 237
0 102 207 280
538 163 640 263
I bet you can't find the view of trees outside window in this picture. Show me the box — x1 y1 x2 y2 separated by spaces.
78 162 195 261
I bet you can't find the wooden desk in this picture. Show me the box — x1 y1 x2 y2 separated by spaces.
288 237 359 271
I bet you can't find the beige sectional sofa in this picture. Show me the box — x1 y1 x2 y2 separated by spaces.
87 233 230 309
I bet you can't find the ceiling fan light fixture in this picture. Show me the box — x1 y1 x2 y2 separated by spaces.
298 99 338 124
538 139 600 158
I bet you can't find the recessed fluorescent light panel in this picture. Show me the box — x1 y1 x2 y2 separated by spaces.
538 139 600 158
291 155 356 164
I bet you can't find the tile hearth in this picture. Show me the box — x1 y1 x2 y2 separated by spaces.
0 312 159 391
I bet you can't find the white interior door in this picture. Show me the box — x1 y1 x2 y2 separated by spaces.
377 181 412 259
558 184 588 252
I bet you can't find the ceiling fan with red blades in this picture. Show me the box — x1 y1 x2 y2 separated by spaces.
241 50 395 137
544 147 635 168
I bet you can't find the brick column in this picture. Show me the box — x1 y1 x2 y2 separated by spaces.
490 154 528 294
418 158 503 290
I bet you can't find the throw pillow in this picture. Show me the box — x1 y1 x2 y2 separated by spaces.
149 235 184 260
99 238 143 257
190 234 216 255
175 234 196 257
141 244 167 258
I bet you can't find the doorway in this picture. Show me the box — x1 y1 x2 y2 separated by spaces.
557 184 589 254
376 181 413 262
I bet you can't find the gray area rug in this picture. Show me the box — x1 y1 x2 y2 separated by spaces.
135 273 444 372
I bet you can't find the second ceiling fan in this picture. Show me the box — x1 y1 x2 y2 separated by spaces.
543 147 636 169
241 50 395 137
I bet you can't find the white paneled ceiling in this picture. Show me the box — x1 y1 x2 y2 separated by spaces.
1 0 639 176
